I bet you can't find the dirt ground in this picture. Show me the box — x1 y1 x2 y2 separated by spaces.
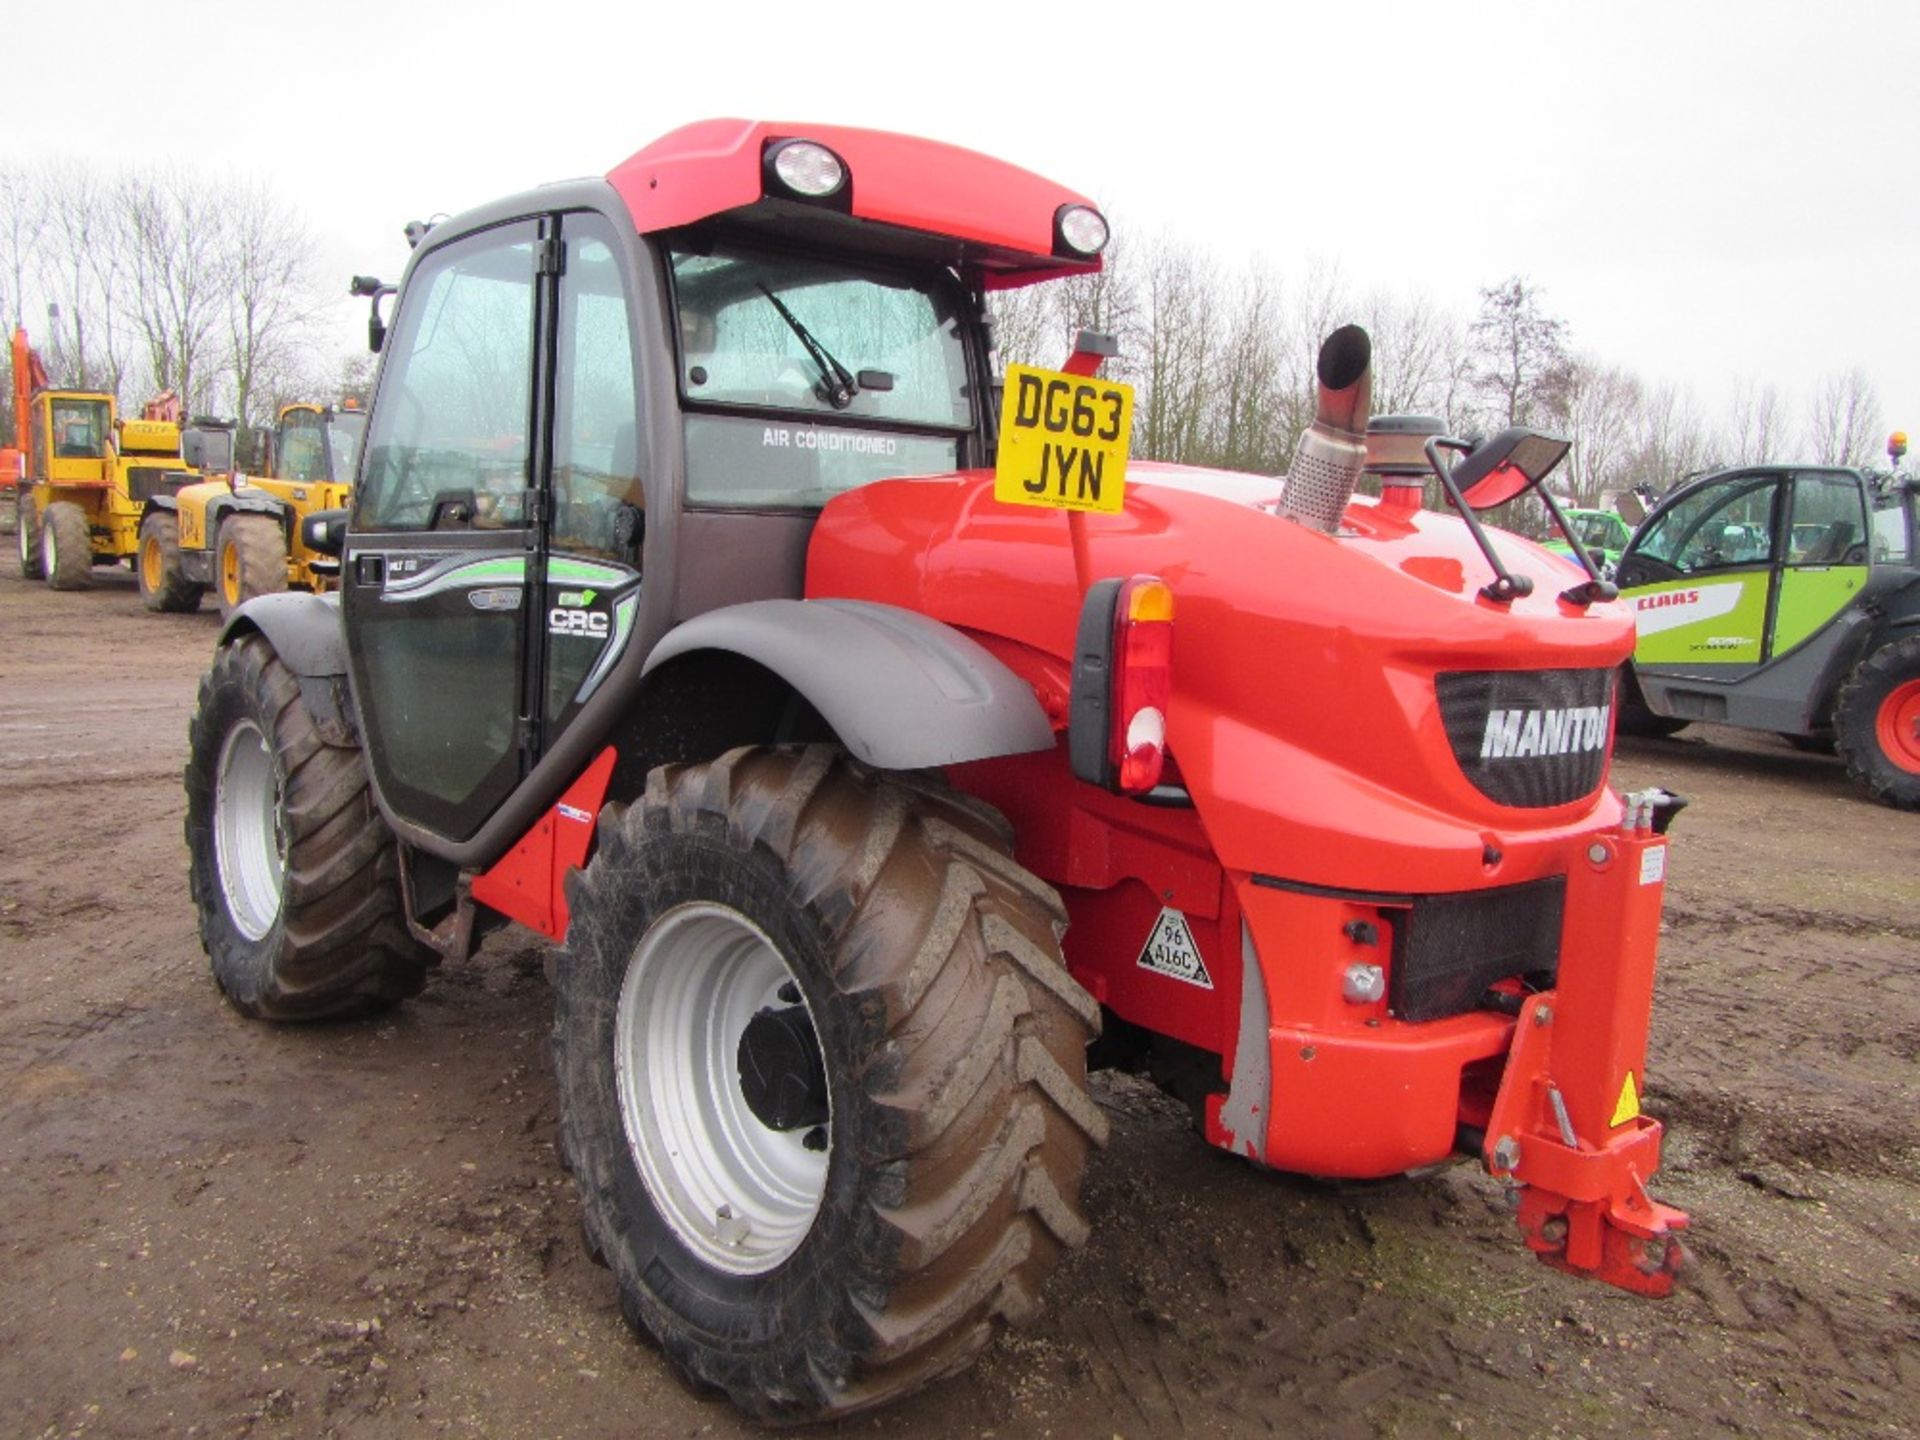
1 563 1915 1440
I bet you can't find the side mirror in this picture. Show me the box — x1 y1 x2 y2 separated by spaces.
350 276 398 354
302 507 349 557
1452 427 1573 510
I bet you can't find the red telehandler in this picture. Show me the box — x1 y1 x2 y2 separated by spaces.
183 119 1689 1419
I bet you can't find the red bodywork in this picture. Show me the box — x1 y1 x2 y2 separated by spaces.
606 119 1100 288
472 120 1686 1295
804 465 1688 1290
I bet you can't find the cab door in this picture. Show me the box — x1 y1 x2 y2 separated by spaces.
1770 470 1870 656
537 212 644 744
1617 469 1783 679
342 218 549 843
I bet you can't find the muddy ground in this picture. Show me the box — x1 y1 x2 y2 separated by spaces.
0 563 1915 1440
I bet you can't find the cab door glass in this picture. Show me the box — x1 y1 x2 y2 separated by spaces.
346 220 539 840
356 229 538 532
546 214 642 729
1785 473 1867 566
551 219 641 564
1632 475 1780 574
1873 491 1914 563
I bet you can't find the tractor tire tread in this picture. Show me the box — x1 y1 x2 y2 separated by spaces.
553 744 1102 1421
138 512 203 612
1835 634 1920 810
186 634 432 1020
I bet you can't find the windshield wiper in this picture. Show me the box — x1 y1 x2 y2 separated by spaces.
757 283 857 409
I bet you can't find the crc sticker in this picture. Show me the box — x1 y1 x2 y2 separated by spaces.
467 586 522 612
549 608 610 639
1137 907 1213 989
994 364 1133 514
1639 845 1667 886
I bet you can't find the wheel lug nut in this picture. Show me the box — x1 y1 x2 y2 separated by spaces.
803 1126 828 1153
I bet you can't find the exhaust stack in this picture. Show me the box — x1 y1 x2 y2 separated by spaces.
1276 325 1373 533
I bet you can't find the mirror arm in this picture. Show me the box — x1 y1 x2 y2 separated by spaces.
1424 436 1535 604
1534 484 1619 607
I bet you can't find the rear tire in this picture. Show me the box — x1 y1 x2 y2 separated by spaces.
216 514 286 617
17 494 43 579
185 633 432 1019
553 745 1105 1420
43 501 92 590
138 512 204 613
1835 636 1920 810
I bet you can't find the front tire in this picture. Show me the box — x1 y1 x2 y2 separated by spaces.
138 512 204 613
185 634 432 1019
215 514 286 617
1835 636 1920 810
43 500 92 590
554 746 1106 1420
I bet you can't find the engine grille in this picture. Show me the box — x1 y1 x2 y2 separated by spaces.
1390 877 1564 1023
127 466 190 503
1437 668 1615 808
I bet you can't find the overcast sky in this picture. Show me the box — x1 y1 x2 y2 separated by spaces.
8 0 1915 444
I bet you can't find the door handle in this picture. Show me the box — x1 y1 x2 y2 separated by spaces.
353 553 386 587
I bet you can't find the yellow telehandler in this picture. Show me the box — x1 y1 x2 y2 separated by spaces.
138 400 364 615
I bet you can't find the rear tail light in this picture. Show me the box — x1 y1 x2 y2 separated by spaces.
1069 575 1174 793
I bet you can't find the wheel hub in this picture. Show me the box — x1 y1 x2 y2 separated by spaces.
213 719 286 940
1878 679 1920 775
614 903 831 1275
736 989 830 1133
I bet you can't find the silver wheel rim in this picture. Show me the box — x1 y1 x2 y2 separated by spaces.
214 719 285 941
17 514 27 567
615 902 831 1275
41 519 56 575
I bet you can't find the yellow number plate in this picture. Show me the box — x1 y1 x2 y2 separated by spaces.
993 365 1133 514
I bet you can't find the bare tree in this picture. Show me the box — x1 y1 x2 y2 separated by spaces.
1469 276 1571 430
1721 378 1786 465
223 178 322 433
37 160 133 396
121 168 231 411
1554 358 1642 506
1133 233 1218 463
1803 368 1881 466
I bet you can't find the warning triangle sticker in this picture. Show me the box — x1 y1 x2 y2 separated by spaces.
1611 1071 1641 1128
1136 907 1213 989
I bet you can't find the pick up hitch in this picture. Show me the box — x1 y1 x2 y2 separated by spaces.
1483 789 1690 1294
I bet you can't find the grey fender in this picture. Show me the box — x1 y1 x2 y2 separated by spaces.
219 592 355 744
642 599 1054 769
218 590 347 675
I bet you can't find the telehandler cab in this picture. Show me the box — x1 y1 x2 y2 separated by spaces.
140 400 367 615
1616 432 1920 808
185 119 1691 1420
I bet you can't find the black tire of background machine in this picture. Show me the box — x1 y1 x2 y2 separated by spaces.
43 500 93 590
216 513 286 617
184 633 432 1019
553 744 1107 1421
139 511 204 613
17 495 44 579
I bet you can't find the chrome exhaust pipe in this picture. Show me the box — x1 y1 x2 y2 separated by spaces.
1276 324 1373 534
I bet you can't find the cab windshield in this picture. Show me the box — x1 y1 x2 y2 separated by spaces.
670 243 973 510
50 398 110 459
326 410 366 484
